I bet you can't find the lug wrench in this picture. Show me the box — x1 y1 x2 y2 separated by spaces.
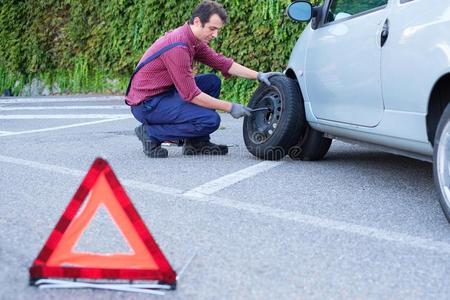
249 107 271 113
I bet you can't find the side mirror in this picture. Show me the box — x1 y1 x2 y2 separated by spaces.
287 1 313 22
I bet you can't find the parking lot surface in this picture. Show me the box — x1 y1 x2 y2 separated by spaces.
1 96 450 299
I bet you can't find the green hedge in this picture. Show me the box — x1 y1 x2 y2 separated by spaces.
0 0 307 102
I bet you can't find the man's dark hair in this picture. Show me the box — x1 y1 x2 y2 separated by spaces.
189 0 228 26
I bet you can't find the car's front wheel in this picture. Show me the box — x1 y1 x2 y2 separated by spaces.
243 75 333 161
243 75 305 160
434 104 450 222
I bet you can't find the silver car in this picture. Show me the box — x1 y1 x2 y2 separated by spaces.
243 0 450 221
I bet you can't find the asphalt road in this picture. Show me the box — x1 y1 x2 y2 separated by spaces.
0 95 449 300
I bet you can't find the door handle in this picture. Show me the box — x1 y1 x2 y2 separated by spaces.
381 19 389 47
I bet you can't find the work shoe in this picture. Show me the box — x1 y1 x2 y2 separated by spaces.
135 125 168 158
182 140 228 155
143 140 168 158
134 124 146 142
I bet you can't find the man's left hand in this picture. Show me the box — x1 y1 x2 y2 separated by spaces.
257 72 284 86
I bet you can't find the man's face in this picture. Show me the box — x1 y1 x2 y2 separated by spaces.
194 14 224 44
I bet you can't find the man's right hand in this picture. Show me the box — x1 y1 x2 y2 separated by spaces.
230 103 252 119
257 72 284 86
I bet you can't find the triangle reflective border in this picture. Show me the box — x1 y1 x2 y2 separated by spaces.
29 158 176 287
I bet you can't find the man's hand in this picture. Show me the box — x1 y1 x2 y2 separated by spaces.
257 72 284 86
230 103 252 119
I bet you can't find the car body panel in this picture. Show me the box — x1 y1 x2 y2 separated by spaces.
381 0 450 113
306 103 432 157
304 7 388 127
286 0 450 159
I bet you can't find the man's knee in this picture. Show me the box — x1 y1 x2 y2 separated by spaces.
209 73 221 91
208 74 221 98
196 73 221 97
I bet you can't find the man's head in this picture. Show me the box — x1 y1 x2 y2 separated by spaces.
189 0 228 44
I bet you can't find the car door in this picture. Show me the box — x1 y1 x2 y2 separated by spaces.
304 0 389 127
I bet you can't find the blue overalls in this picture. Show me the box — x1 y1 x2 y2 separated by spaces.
127 42 222 143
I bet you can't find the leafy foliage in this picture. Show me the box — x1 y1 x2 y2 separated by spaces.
0 0 306 102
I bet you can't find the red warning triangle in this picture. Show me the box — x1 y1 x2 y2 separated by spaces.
29 158 176 285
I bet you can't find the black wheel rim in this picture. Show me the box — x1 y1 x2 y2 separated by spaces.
247 87 283 145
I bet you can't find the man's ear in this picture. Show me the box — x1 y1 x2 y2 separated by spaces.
193 16 202 27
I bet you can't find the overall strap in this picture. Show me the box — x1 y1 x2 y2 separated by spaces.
125 42 188 97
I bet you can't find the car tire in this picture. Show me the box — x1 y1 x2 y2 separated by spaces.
243 75 305 160
288 126 332 161
433 103 450 222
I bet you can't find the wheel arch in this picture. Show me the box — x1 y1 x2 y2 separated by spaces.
285 68 306 104
285 68 298 81
427 73 450 146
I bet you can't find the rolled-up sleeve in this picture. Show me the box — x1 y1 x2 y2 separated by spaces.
160 46 201 101
195 43 234 78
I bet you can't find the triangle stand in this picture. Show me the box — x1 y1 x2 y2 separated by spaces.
32 251 198 295
35 279 170 295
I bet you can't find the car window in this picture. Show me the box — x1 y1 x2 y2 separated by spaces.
326 0 388 23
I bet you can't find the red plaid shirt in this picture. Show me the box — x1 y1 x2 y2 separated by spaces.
125 23 234 106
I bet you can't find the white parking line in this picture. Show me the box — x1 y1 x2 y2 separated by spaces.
0 130 12 134
0 155 183 195
121 178 184 196
1 154 450 255
0 105 128 111
183 161 283 198
0 155 85 176
0 117 132 137
0 96 123 104
0 114 130 119
201 194 450 254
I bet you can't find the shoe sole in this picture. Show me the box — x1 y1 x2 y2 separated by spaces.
145 148 169 158
146 153 169 158
182 148 228 155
